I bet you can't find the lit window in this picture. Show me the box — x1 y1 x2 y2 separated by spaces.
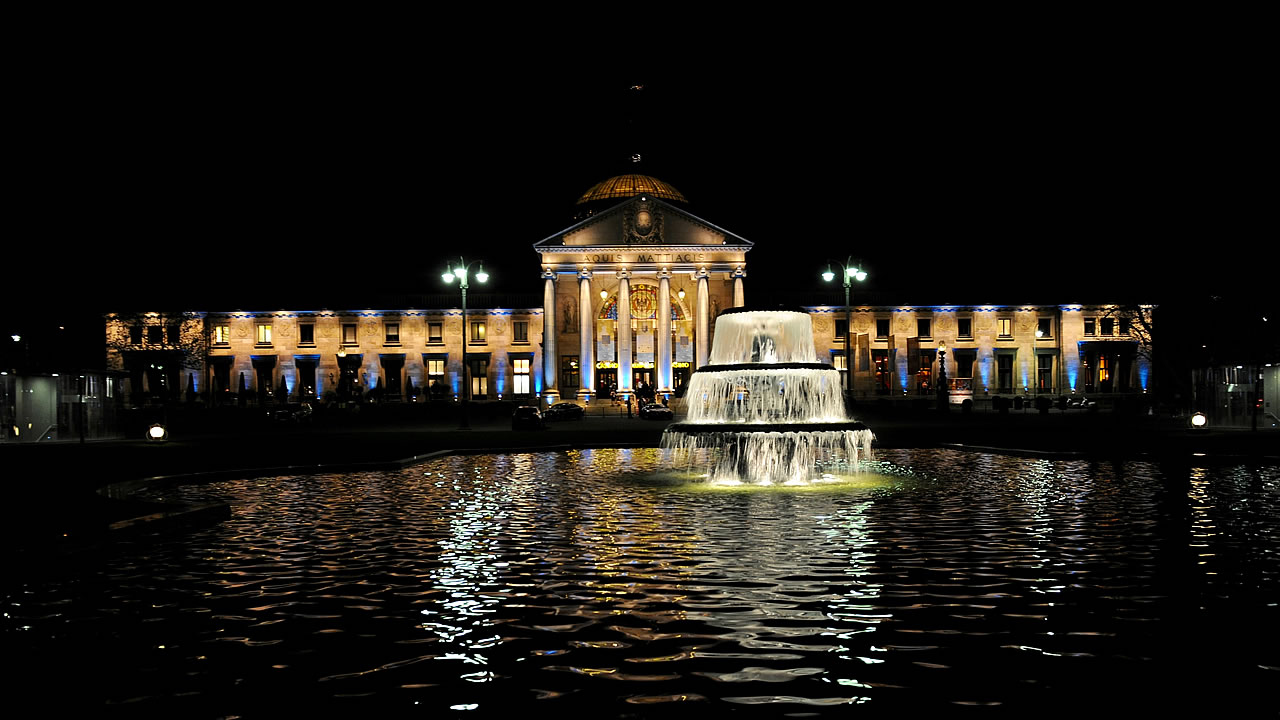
428 322 443 344
831 353 847 371
427 358 447 399
256 324 272 345
1037 354 1053 391
213 325 230 344
469 358 489 397
470 321 486 343
998 318 1012 338
342 323 357 345
513 358 531 395
385 322 400 344
561 355 579 389
513 321 529 344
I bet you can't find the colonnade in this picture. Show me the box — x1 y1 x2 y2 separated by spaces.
541 267 744 401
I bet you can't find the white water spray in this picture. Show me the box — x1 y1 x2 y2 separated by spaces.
662 309 875 485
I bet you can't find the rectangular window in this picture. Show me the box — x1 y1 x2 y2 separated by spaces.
958 317 972 339
1037 318 1052 338
342 323 357 345
470 321 486 343
998 317 1012 338
876 319 890 339
1120 317 1131 335
1037 355 1053 391
299 323 315 345
428 322 443 344
426 358 446 398
997 355 1014 393
213 325 230 345
561 355 579 391
954 351 975 380
513 321 529 344
513 358 531 395
917 351 933 394
1084 318 1096 336
917 318 931 339
872 350 890 394
831 352 847 371
147 326 164 344
256 324 272 345
130 325 143 344
1100 318 1115 336
167 323 181 344
469 358 488 398
834 319 848 341
385 322 400 344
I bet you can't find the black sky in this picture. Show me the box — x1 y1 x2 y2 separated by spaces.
6 29 1271 345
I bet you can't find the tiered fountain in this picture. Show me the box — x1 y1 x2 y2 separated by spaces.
661 308 875 485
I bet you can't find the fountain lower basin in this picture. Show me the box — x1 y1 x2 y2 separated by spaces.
661 308 874 485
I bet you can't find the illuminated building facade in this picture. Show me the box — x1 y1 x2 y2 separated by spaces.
805 304 1154 401
101 172 1153 408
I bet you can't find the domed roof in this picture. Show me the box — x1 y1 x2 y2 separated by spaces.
576 173 687 205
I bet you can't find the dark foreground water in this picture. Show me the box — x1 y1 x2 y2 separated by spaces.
6 449 1278 717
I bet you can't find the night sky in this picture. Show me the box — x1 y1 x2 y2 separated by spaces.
6 34 1271 363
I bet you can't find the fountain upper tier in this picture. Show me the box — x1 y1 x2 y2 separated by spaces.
708 309 820 365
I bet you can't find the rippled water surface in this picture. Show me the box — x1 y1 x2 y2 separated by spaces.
7 449 1279 717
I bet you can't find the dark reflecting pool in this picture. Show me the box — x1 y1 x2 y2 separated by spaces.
7 449 1278 717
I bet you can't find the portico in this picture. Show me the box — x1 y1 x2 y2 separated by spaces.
534 189 751 404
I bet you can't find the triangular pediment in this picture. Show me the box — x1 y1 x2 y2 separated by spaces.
533 196 752 250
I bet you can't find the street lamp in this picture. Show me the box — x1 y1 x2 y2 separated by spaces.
822 257 867 402
442 258 489 429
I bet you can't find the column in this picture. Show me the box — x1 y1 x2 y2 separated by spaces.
541 269 557 402
695 268 710 368
617 270 632 396
657 268 672 393
578 269 594 400
732 266 746 308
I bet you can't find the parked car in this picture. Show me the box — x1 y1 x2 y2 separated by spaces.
543 402 585 421
269 402 313 424
511 405 546 431
639 401 673 421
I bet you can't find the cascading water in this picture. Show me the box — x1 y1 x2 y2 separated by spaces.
661 308 875 485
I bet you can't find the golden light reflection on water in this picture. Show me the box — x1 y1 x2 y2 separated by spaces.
1188 465 1218 575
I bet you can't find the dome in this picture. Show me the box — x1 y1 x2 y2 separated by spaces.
576 174 687 205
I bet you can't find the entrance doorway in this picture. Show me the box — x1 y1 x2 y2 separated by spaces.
672 365 690 395
596 368 617 400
